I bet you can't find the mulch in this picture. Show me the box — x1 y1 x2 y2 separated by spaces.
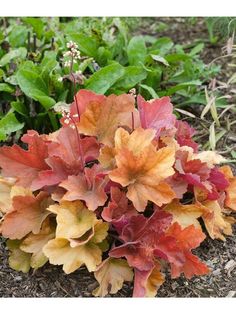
1 224 236 298
1 17 236 298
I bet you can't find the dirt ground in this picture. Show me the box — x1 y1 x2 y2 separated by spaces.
1 17 236 298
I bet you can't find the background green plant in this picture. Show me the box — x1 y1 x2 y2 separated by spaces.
0 17 233 141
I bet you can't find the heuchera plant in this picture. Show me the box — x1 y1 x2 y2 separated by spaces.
0 88 236 297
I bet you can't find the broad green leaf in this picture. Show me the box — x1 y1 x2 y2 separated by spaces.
150 37 174 55
140 84 159 98
165 54 190 63
127 36 147 66
0 48 27 67
8 25 28 48
0 112 24 141
151 54 169 66
97 47 112 66
22 17 45 39
5 75 18 85
16 62 56 110
40 51 58 84
113 66 147 90
85 63 125 94
68 33 98 57
0 83 14 93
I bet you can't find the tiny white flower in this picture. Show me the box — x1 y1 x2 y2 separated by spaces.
64 60 72 67
57 77 63 82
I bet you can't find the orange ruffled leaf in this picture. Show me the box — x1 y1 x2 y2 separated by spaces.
109 128 176 211
79 94 135 146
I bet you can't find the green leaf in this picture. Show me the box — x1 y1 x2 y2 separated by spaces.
8 25 28 48
150 54 169 66
165 80 202 95
40 51 58 83
79 58 94 73
16 61 56 110
113 66 147 90
0 83 14 93
127 36 147 66
0 112 24 141
85 63 125 94
0 48 27 67
0 68 4 79
189 43 204 56
11 101 28 117
139 84 159 98
150 37 174 55
22 17 45 39
165 53 190 63
7 240 31 273
68 33 98 57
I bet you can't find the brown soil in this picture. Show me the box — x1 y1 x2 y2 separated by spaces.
1 17 236 298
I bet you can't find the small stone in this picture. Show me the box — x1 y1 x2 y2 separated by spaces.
14 276 22 282
226 291 236 298
225 260 236 270
213 269 221 276
171 282 179 290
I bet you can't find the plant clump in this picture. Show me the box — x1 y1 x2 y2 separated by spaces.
0 89 235 297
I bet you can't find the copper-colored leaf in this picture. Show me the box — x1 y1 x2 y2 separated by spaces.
60 165 108 211
0 130 49 189
1 192 52 239
79 94 135 145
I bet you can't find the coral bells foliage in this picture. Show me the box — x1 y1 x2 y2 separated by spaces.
0 90 236 297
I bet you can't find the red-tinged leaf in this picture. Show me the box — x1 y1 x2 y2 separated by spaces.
137 95 176 138
1 192 52 240
133 262 165 297
31 127 100 190
166 174 188 199
166 223 209 278
0 130 49 189
61 89 105 126
102 187 137 224
110 242 155 271
209 168 229 190
167 222 206 250
172 251 209 279
110 211 173 271
60 164 108 211
175 150 211 191
48 126 99 166
175 120 198 152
